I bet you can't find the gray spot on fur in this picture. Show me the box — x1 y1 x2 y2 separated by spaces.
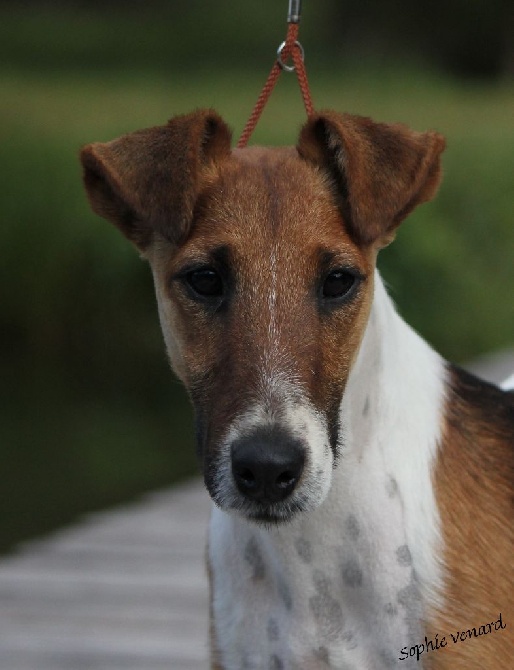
396 544 412 567
244 537 265 580
379 648 398 668
269 655 284 670
278 579 293 611
267 617 279 642
342 558 363 587
397 577 423 637
362 396 370 416
310 570 344 641
309 593 344 641
345 514 360 540
342 629 358 650
384 602 398 616
313 569 331 595
385 475 398 498
397 582 420 610
314 646 330 664
295 538 313 563
398 574 424 663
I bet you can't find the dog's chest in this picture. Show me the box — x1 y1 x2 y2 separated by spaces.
209 458 425 670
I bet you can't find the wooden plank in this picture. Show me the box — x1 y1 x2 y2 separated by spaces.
0 479 212 670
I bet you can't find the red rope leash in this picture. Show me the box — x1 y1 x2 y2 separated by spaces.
237 13 314 149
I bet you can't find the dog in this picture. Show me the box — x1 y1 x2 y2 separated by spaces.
80 109 514 669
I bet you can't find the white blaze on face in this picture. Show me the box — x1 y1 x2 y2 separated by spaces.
260 245 289 395
268 247 278 341
206 236 336 519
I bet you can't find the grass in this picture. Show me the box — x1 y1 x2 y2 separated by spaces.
1 8 513 552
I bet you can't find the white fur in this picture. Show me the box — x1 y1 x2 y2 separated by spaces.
209 392 334 521
209 272 447 669
267 248 278 343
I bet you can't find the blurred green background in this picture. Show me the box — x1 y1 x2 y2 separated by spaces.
1 0 513 553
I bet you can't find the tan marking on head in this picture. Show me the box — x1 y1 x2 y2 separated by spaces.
150 147 376 460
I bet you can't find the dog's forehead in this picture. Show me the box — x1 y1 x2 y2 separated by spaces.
185 146 364 266
213 146 338 232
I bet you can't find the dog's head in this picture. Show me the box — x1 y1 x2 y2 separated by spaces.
81 109 444 524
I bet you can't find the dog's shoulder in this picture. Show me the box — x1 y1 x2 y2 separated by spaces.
428 364 514 667
446 363 514 438
443 363 514 493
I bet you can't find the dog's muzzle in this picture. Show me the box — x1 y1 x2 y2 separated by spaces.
231 426 306 505
204 400 334 524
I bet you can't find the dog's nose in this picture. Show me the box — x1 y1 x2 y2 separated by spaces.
231 428 305 504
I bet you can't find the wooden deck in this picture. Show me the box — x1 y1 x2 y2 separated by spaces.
0 480 212 669
1 351 512 669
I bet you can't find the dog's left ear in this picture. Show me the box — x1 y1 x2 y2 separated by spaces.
80 110 232 251
297 111 446 247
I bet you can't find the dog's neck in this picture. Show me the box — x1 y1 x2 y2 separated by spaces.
338 270 445 602
209 272 447 667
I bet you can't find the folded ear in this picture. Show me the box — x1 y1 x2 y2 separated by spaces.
297 111 446 247
80 109 232 250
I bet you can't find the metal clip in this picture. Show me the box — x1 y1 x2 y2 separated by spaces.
276 40 304 72
287 0 302 24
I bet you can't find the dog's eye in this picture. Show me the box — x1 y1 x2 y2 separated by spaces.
322 270 357 300
186 268 223 298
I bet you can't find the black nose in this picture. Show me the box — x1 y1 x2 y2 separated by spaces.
231 427 305 504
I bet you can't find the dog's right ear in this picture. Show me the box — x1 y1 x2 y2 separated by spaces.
297 111 445 248
80 110 232 251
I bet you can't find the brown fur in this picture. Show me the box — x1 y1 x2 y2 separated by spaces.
426 366 514 669
80 109 231 249
298 111 445 246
